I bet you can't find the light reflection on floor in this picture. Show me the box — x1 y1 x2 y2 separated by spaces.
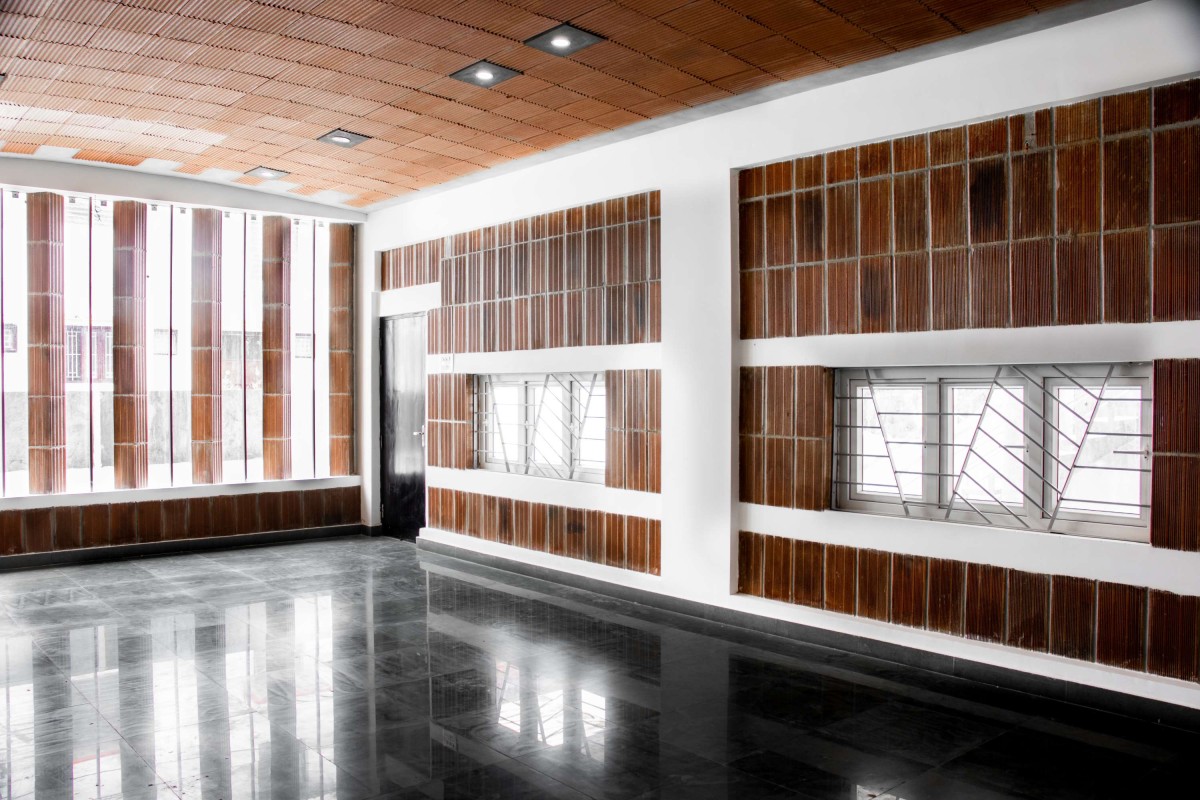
0 537 1195 799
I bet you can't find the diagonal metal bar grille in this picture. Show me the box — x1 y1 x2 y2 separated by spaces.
832 363 1152 541
475 373 606 483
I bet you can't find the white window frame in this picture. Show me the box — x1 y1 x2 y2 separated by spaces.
834 363 1152 542
475 372 605 484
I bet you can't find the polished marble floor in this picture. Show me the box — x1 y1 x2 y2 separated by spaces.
0 536 1195 799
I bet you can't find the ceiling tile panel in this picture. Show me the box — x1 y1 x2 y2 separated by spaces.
0 0 1057 207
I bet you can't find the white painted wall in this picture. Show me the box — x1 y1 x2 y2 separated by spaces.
362 0 1200 708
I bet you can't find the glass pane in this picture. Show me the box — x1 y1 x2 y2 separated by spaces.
221 212 246 482
245 215 264 482
146 203 173 487
170 206 193 485
290 219 314 478
578 378 605 471
489 383 523 466
313 221 331 478
948 384 1025 507
854 384 922 499
62 196 92 492
1054 385 1143 517
2 190 28 496
91 201 114 491
530 382 569 476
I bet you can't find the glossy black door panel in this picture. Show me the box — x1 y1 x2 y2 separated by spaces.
380 313 426 539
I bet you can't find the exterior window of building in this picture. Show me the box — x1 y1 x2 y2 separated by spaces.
475 373 606 483
0 185 342 497
833 363 1152 542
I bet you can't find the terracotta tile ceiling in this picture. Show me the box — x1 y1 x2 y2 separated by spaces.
0 0 1072 209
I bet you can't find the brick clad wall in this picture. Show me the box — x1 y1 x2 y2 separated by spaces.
380 192 661 353
427 374 473 470
738 531 1199 682
1151 358 1200 551
428 488 660 575
739 366 833 509
738 77 1200 337
0 486 361 556
605 369 662 493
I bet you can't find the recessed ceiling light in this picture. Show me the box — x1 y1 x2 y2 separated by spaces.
318 129 369 148
246 166 289 180
450 60 521 88
525 23 604 57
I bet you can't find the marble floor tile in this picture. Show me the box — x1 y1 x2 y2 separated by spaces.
0 536 1194 799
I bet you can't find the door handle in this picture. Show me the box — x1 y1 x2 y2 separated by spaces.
413 425 426 448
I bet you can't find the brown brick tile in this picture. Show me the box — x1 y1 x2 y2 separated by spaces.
1102 231 1150 324
859 256 893 334
738 530 763 596
1056 236 1101 326
1147 590 1199 681
792 540 824 608
857 549 891 621
825 544 857 614
1154 359 1200 454
891 554 927 628
1050 575 1096 661
1152 224 1200 322
969 244 1010 329
1097 582 1147 671
928 558 965 635
1011 240 1054 328
964 563 1006 643
1006 571 1049 652
763 535 793 602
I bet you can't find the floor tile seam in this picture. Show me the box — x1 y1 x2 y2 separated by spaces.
78 690 188 799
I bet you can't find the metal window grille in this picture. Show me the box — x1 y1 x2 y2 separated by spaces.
65 326 84 382
294 332 313 358
833 363 1152 542
475 372 605 483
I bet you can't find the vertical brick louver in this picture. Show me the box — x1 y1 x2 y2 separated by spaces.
25 192 66 494
112 200 149 489
190 209 222 484
262 216 292 480
328 223 354 476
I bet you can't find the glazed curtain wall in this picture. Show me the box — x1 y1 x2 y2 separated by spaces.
0 186 356 499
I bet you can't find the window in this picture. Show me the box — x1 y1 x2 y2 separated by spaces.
0 185 343 497
153 328 177 356
294 333 313 358
834 364 1151 541
475 373 605 483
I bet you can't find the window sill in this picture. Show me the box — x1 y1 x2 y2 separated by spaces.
0 475 361 511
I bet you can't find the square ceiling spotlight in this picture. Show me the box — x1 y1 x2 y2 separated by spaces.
318 129 369 148
450 61 521 88
246 166 289 180
525 23 604 56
